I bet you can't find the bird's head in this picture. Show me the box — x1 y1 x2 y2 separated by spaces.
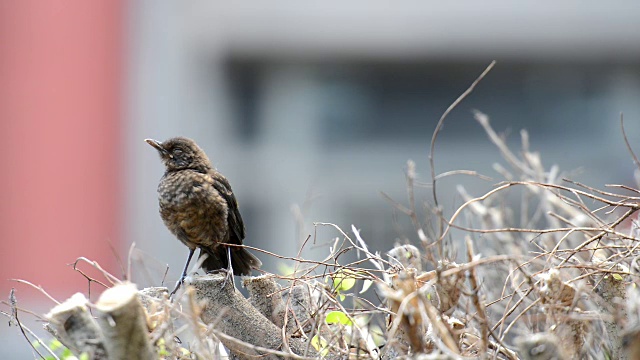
145 137 213 172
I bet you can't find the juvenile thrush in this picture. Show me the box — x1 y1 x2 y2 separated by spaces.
146 137 261 293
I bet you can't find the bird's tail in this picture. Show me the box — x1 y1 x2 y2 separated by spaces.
199 246 262 276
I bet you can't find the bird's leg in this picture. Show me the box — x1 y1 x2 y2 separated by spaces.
221 247 234 288
170 248 195 296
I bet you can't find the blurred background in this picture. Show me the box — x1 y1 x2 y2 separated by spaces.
2 1 640 357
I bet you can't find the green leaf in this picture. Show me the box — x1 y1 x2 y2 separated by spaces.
157 337 169 356
338 293 345 301
325 311 353 326
311 335 329 357
368 325 386 347
612 273 623 281
332 270 356 292
79 353 90 360
277 263 295 276
49 339 63 351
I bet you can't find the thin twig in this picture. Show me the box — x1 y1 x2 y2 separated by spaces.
429 61 496 248
621 112 640 172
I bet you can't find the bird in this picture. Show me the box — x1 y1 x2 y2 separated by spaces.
145 137 261 294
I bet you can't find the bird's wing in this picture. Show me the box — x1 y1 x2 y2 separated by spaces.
210 172 246 245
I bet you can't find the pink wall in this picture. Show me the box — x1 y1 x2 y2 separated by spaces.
0 1 124 300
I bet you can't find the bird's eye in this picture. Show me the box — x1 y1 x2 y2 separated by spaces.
173 149 184 156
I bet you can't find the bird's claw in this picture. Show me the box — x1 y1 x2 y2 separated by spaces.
169 277 185 297
222 268 234 288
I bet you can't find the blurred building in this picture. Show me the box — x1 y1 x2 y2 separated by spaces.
3 1 640 357
129 1 640 280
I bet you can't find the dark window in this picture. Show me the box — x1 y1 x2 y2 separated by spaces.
226 61 616 147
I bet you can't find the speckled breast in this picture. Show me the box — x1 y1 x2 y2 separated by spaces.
157 170 229 249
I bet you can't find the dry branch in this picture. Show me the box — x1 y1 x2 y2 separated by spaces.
189 272 317 359
45 293 107 359
243 275 285 327
94 283 155 360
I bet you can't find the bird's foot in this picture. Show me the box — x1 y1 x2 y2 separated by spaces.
207 268 233 288
222 267 234 288
223 247 234 287
169 277 185 297
170 248 195 299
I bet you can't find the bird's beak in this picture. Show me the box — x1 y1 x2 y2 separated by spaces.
145 139 168 155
